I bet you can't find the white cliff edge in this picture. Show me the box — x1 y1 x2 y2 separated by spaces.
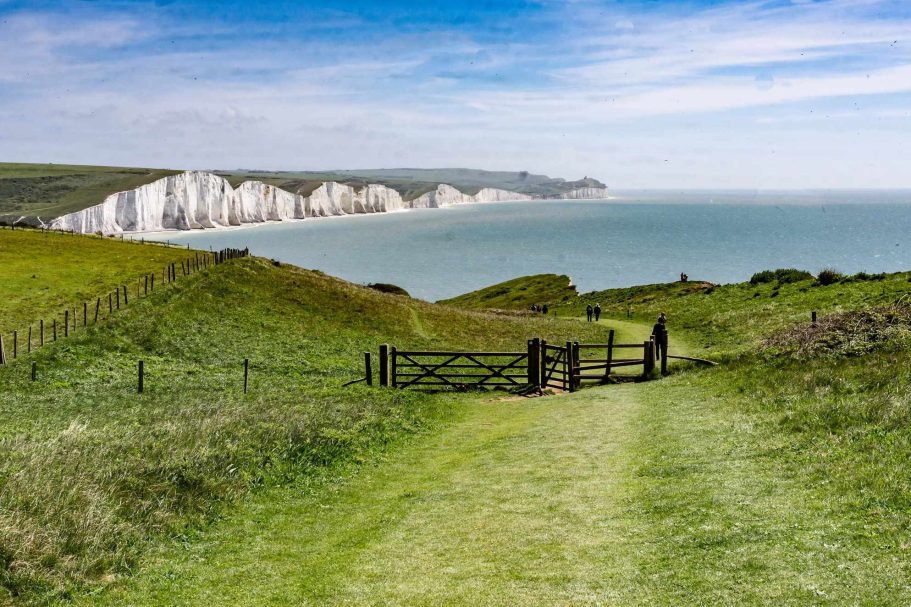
49 171 608 234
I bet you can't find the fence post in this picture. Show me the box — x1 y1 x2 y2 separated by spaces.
95 298 100 322
243 358 249 393
605 329 614 380
108 292 113 314
565 341 575 392
53 319 57 341
390 346 398 388
144 275 149 295
64 310 69 337
138 360 144 393
40 319 44 346
811 310 817 326
0 334 5 365
527 338 540 388
379 344 389 387
643 340 654 375
12 330 16 359
116 288 120 310
364 352 373 386
123 285 128 306
539 339 547 387
661 335 669 376
83 302 87 326
31 361 37 382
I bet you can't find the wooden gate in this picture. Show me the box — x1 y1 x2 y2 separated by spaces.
539 340 570 391
390 349 530 389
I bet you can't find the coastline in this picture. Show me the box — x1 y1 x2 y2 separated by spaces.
140 196 612 240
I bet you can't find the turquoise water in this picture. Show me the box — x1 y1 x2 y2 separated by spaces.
150 191 911 301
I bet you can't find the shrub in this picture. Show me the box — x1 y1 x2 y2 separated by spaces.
367 283 411 297
750 268 813 285
816 268 844 286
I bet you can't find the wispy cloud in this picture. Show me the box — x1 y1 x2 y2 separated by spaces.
1 0 910 187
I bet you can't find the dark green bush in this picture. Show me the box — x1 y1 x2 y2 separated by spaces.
816 268 844 286
750 268 813 285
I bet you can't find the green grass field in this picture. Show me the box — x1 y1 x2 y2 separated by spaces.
438 273 578 310
0 164 181 219
2 230 910 605
0 229 198 336
0 230 609 604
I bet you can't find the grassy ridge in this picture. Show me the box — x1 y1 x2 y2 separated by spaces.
0 164 180 219
0 231 610 603
0 229 197 336
437 274 577 310
90 275 911 605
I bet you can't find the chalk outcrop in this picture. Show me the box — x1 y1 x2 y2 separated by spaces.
49 171 607 234
554 187 611 200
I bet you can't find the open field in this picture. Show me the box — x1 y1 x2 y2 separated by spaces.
0 164 181 219
0 229 608 603
2 229 910 605
0 229 196 335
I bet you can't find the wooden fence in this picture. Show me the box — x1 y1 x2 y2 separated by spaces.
369 330 665 392
0 247 249 366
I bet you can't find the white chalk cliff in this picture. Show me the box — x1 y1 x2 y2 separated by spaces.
49 171 608 234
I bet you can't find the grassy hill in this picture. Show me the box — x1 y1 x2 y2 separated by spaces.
0 164 181 220
88 266 911 606
4 230 911 605
1 163 606 222
0 229 609 603
438 274 578 310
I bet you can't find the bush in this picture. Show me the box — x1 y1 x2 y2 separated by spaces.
750 268 813 285
850 271 886 282
816 268 844 286
367 283 411 297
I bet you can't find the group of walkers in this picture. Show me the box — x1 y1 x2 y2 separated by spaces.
585 303 601 322
529 303 549 315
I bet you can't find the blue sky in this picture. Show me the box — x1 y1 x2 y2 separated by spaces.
1 0 910 187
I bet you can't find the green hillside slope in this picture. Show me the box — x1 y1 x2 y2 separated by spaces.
438 274 578 310
0 164 181 220
0 230 609 603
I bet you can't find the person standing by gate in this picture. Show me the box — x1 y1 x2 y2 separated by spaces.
586 304 593 322
652 313 669 373
593 303 602 322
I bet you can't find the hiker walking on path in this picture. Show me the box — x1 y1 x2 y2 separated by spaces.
586 304 593 322
542 304 549 315
652 313 669 372
593 303 601 321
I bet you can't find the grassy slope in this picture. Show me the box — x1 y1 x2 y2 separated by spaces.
0 164 180 219
566 274 911 355
0 229 196 335
0 231 611 604
437 274 578 310
94 332 911 605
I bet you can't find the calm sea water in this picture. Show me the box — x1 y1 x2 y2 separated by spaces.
149 191 911 301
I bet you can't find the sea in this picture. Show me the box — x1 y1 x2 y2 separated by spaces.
147 190 911 301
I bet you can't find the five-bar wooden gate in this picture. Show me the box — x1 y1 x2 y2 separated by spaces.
373 331 661 392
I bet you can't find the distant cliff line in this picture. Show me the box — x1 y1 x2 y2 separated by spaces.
50 171 609 234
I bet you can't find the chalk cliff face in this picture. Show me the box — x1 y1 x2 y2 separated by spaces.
49 171 606 234
555 187 611 200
